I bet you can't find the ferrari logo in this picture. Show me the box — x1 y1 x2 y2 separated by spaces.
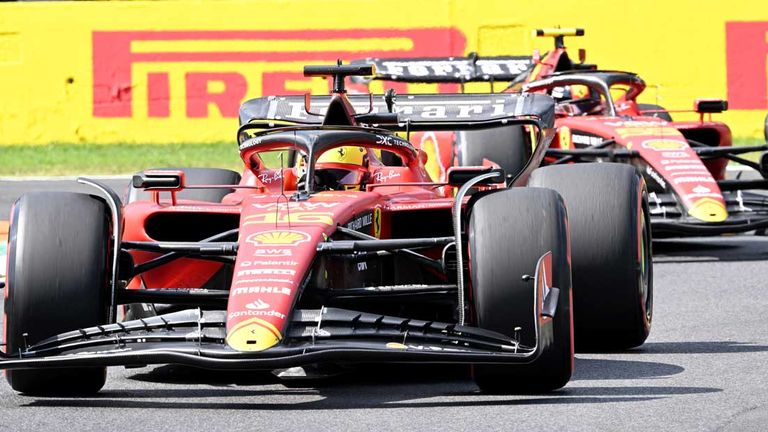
373 207 382 238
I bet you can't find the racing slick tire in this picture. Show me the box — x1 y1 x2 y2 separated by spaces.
763 113 768 142
127 167 241 203
529 163 652 351
4 192 110 395
457 126 528 180
638 103 673 122
469 188 573 393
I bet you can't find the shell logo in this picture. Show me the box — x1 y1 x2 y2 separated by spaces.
245 230 310 246
641 139 687 151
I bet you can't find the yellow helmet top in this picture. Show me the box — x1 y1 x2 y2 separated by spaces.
317 146 366 166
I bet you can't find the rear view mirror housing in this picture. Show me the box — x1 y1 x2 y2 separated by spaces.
695 99 728 114
447 167 505 186
132 170 186 191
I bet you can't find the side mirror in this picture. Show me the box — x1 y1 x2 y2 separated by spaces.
695 99 728 114
447 166 505 186
132 170 185 191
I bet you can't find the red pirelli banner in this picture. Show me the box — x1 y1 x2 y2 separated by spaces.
92 29 465 119
0 0 766 144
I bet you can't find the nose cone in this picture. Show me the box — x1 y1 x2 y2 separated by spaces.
226 317 282 352
687 197 728 222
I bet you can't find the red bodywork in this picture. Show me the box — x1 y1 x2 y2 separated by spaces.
394 40 735 224
122 140 461 351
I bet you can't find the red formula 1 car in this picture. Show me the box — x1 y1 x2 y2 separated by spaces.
352 29 768 237
1 64 651 396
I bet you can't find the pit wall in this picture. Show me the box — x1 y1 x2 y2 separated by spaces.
0 0 766 144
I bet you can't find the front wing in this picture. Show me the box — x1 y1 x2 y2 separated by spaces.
648 190 768 236
0 308 544 371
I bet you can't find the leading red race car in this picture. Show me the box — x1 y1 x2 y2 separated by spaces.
1 63 651 396
352 28 768 237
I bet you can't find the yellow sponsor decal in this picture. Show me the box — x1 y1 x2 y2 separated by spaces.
558 126 571 149
641 139 687 150
687 198 728 222
615 127 682 138
244 212 334 226
245 230 310 246
386 342 408 350
373 207 382 238
0 220 8 242
419 133 442 182
226 317 282 352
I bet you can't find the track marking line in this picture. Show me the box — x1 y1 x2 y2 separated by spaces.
0 175 131 182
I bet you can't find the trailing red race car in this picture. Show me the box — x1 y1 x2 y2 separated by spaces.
352 28 768 237
1 63 651 396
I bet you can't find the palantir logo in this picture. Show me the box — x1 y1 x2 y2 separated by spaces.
92 28 466 119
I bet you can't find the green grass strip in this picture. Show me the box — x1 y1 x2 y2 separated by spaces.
0 142 242 176
0 138 764 177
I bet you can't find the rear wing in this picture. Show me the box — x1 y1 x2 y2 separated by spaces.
349 55 534 83
238 92 555 132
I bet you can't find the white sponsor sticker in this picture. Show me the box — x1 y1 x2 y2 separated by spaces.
235 278 295 285
233 286 292 296
245 299 270 310
673 176 717 185
228 309 286 320
237 269 296 277
240 260 299 267
253 248 293 257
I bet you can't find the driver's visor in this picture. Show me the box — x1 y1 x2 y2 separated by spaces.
320 168 366 186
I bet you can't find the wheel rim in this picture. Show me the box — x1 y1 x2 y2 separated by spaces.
639 206 653 324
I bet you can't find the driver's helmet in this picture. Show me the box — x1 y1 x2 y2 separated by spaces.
314 146 369 191
552 84 602 116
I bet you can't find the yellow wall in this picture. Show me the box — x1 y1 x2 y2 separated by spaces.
0 0 767 145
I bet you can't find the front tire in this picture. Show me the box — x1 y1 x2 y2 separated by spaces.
529 163 652 350
5 192 110 395
469 188 573 393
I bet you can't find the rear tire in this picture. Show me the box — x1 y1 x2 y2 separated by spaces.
469 188 573 393
457 126 529 180
529 163 652 350
638 103 673 122
4 192 110 395
763 113 767 142
127 167 241 203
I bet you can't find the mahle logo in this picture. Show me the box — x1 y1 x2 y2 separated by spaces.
92 29 466 119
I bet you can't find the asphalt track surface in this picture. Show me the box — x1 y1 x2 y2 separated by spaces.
1 178 768 431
